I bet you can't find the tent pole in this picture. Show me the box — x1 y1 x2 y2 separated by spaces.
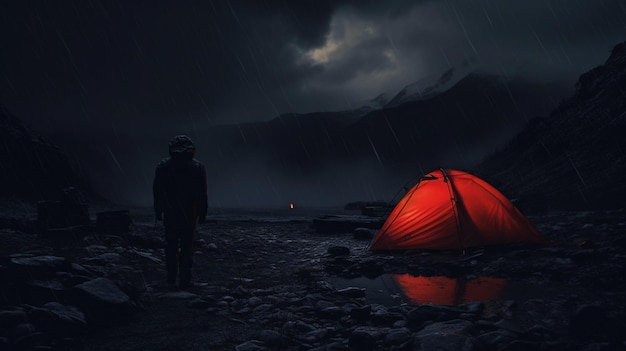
441 168 466 255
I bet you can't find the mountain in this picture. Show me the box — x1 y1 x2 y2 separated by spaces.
355 93 392 116
200 71 563 206
477 41 626 212
0 105 87 199
341 72 561 169
385 59 477 108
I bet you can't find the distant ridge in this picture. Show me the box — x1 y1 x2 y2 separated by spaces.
198 69 561 206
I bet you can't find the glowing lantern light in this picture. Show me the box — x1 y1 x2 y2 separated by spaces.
289 203 294 209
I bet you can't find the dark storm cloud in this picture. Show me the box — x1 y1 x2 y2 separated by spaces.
1 0 624 205
2 0 624 129
287 0 626 110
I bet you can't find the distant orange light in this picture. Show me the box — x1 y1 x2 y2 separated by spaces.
289 203 294 209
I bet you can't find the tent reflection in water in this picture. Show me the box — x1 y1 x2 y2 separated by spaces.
392 274 507 305
369 169 545 251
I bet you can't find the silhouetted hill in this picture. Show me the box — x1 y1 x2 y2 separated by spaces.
0 105 88 199
477 41 626 212
204 72 561 175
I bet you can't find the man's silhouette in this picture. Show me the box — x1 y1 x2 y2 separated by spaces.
153 135 207 289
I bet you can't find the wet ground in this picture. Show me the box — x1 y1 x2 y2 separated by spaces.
1 205 625 350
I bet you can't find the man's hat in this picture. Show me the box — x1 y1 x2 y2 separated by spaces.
168 135 195 154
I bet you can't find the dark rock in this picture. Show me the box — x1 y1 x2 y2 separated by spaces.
319 306 346 319
247 296 263 307
335 287 366 298
257 329 288 347
231 285 251 297
348 328 378 351
188 298 213 309
494 319 525 334
462 302 484 316
315 300 345 319
282 320 317 336
384 328 412 347
9 256 71 280
72 263 93 277
372 310 405 326
353 228 376 240
72 277 132 322
28 302 86 336
350 305 372 322
129 232 165 249
570 304 607 336
359 260 384 278
12 327 51 350
24 279 69 304
417 319 474 337
522 324 557 341
234 340 268 351
407 305 463 325
252 304 273 313
570 250 601 263
10 322 37 339
328 246 350 256
43 225 91 238
477 330 518 349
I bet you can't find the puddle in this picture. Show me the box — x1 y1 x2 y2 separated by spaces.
393 274 507 305
329 274 507 307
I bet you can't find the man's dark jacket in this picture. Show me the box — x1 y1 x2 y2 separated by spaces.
153 153 208 225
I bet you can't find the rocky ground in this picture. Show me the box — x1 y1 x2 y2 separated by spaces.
1 204 625 351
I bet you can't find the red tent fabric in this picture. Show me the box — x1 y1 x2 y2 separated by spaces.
369 169 545 251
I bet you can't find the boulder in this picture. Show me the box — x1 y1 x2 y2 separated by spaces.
72 277 132 323
335 287 366 298
348 327 379 351
96 210 132 233
24 279 69 304
28 302 86 336
9 256 71 280
327 246 350 257
353 227 376 240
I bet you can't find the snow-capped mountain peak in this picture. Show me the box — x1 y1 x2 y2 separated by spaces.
385 59 478 108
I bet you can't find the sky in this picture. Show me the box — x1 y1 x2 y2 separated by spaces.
1 0 625 206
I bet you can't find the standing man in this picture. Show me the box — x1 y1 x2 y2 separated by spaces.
153 135 208 289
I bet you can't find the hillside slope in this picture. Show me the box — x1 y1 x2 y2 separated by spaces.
0 105 87 199
477 42 626 212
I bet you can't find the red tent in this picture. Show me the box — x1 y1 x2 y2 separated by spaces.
369 169 545 251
